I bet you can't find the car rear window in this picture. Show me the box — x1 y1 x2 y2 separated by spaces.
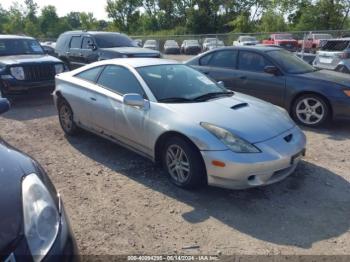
321 40 350 51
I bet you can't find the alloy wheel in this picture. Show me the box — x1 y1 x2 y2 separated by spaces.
59 104 73 132
166 144 191 184
295 97 325 125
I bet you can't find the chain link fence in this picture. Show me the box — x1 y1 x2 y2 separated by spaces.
130 30 350 52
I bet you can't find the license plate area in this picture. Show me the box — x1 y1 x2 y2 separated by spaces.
291 149 306 165
319 57 333 64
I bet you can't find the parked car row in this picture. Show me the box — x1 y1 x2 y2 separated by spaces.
1 30 350 261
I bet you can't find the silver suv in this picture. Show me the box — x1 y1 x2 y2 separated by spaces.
313 38 350 73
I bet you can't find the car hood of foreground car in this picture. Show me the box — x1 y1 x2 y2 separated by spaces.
0 54 62 65
165 93 295 144
0 140 36 253
100 47 160 56
299 69 350 87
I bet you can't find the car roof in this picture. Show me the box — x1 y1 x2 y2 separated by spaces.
0 34 35 40
97 58 179 68
61 31 123 36
207 46 282 52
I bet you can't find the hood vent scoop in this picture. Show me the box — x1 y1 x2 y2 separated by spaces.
231 103 248 110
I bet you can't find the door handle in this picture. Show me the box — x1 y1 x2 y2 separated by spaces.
79 53 83 56
66 51 70 55
239 76 247 80
202 71 210 75
90 97 97 101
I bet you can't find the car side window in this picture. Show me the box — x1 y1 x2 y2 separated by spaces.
208 50 237 68
97 65 145 96
238 51 272 72
70 36 82 49
75 66 103 83
82 37 93 49
199 53 213 66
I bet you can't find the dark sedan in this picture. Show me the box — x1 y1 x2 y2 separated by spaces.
0 98 78 261
186 46 350 127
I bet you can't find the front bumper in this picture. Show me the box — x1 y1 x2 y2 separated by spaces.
5 201 78 262
201 126 306 190
1 78 55 95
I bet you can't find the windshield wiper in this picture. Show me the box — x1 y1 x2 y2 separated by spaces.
158 97 194 103
193 91 234 102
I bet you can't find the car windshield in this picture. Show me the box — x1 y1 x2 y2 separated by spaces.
145 40 156 45
187 40 199 45
94 34 137 48
165 41 178 46
275 34 293 40
241 36 256 41
267 50 316 74
0 38 44 56
137 64 230 102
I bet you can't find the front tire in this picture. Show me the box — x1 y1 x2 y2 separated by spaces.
58 99 80 136
292 94 330 127
162 137 206 189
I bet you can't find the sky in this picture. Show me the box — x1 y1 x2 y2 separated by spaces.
1 0 110 20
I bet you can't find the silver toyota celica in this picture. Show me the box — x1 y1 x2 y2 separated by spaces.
54 58 306 190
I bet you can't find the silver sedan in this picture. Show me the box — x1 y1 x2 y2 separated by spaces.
53 58 306 190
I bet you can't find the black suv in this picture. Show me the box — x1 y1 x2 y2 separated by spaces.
55 31 161 69
0 35 67 98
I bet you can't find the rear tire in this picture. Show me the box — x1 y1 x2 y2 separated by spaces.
57 98 80 136
292 94 330 127
162 136 206 189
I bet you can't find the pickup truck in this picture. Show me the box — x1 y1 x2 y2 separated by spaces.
297 33 332 53
262 33 298 52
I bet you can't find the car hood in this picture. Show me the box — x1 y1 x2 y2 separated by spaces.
0 139 36 253
165 93 295 144
100 47 160 55
299 69 350 87
0 54 62 65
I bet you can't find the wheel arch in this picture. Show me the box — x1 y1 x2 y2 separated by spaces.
289 91 333 118
154 131 205 166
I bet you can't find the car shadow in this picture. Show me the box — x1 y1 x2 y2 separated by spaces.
301 119 350 141
66 131 350 249
2 93 56 121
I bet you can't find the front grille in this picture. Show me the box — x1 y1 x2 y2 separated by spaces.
22 64 56 81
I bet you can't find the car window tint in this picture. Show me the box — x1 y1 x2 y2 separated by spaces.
199 53 213 66
97 65 144 96
70 36 81 49
82 37 93 49
238 51 272 72
208 50 237 68
75 66 103 82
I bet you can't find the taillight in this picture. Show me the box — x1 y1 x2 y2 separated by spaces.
340 51 350 59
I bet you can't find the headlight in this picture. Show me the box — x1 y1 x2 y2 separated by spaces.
201 122 261 153
0 64 6 73
10 66 25 80
22 173 59 261
54 64 65 74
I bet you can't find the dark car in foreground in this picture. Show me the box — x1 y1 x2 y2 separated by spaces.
0 35 66 98
55 31 161 69
186 46 350 127
0 98 78 261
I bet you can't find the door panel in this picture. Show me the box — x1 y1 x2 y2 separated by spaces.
234 50 286 106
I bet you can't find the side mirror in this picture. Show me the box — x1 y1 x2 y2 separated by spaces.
264 65 280 75
88 43 97 50
0 98 10 114
123 93 146 108
217 81 225 87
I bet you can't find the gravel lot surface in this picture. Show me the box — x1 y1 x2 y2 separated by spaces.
0 55 349 256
